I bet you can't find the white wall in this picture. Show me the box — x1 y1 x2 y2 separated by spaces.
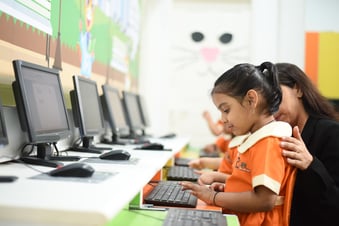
138 0 173 137
138 0 337 147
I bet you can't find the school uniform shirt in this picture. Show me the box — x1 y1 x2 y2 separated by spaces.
215 135 231 154
289 116 339 226
222 121 296 226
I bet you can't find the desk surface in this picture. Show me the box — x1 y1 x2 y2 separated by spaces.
0 137 189 226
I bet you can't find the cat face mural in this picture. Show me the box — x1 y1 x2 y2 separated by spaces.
168 2 251 146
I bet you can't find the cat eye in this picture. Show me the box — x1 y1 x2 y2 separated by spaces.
191 32 204 42
219 33 233 44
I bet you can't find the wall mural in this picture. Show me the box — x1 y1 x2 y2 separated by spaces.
0 0 140 82
168 3 251 147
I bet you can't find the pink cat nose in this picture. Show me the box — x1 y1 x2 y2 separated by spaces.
200 47 219 63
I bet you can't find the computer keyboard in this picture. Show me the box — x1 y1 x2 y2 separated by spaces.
163 208 227 226
144 181 197 208
174 157 193 166
199 149 220 158
167 166 199 182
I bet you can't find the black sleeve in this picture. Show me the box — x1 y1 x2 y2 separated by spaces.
302 120 339 211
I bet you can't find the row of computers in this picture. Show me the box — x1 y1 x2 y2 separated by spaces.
3 60 227 226
9 59 174 167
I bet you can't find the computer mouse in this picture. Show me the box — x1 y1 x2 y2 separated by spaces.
99 150 131 160
48 162 95 178
140 143 164 150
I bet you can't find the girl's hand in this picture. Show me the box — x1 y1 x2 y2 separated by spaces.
281 126 313 170
188 159 203 170
197 171 219 185
210 182 225 192
180 181 216 205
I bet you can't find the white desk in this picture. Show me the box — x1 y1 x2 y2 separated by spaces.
0 137 189 226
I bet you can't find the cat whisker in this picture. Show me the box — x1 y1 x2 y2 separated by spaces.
172 46 198 55
172 58 200 71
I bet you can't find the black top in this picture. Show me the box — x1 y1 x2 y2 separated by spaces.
290 116 339 226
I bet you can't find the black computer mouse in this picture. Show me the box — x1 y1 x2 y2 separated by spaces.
48 162 95 178
99 150 131 160
140 143 164 150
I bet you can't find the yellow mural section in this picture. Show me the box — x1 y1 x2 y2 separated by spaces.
318 32 339 99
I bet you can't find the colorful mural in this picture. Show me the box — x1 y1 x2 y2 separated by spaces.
0 0 140 79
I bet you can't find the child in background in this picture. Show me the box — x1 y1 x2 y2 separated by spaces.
181 62 296 226
188 122 232 170
202 110 224 137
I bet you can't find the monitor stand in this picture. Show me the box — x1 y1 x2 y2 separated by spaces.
69 136 112 154
19 143 65 168
101 133 128 145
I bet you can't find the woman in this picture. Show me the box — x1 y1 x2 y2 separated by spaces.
275 63 339 226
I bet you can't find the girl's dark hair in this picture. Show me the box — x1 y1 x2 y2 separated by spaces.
275 63 339 121
212 62 281 115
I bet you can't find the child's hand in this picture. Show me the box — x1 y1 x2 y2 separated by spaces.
180 181 217 205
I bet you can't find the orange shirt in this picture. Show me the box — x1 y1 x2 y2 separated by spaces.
222 121 296 226
215 135 231 153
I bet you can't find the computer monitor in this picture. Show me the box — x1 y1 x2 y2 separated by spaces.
70 75 109 153
0 97 8 146
12 60 71 166
137 94 151 128
100 84 130 144
122 91 145 138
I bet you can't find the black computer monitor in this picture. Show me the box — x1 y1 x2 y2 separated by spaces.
137 94 151 128
12 60 72 166
0 97 8 146
70 75 109 153
122 91 145 138
100 84 130 144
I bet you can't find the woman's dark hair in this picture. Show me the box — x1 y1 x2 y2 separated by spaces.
212 62 281 115
276 62 339 121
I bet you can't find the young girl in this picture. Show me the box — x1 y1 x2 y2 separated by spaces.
181 62 296 226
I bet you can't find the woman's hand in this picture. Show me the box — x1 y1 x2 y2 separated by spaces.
280 126 313 170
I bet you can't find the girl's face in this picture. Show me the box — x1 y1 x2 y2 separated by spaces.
274 85 301 127
212 93 253 136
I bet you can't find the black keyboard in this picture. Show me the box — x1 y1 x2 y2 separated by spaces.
167 166 199 182
175 158 192 166
144 181 197 208
163 208 227 226
199 149 220 158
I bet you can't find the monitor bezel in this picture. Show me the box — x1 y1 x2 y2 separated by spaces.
137 94 151 128
122 90 145 133
12 60 71 144
71 75 105 137
101 84 130 136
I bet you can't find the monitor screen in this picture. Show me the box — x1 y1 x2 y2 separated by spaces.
137 94 151 128
122 91 144 133
12 60 71 144
70 75 104 137
0 97 9 146
101 84 129 136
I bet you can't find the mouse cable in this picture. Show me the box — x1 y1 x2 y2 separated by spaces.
19 143 35 157
10 157 46 174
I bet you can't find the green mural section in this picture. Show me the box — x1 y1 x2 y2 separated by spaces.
50 0 139 77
